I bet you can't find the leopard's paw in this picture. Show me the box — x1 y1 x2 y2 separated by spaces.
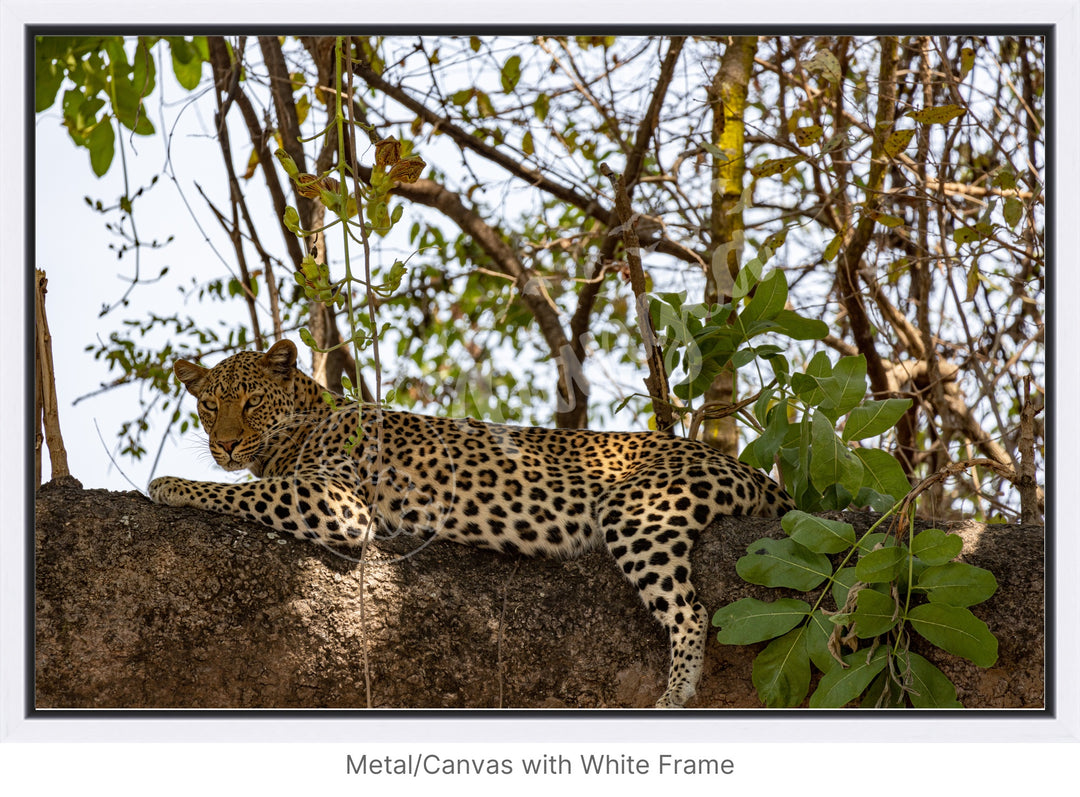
148 477 185 505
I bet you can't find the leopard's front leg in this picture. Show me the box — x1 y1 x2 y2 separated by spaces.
149 474 374 546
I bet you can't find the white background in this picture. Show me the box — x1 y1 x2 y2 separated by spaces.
3 0 1078 792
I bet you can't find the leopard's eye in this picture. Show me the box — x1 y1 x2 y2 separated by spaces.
201 399 218 414
245 394 263 411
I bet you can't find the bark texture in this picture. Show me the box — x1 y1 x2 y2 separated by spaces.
35 477 1043 710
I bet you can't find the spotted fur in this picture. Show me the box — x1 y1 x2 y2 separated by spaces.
149 340 793 707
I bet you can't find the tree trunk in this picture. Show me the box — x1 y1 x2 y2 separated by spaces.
703 36 758 454
35 478 1043 709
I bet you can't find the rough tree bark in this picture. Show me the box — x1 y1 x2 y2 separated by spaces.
703 35 758 455
35 478 1043 710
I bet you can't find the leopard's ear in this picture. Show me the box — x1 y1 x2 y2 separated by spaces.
174 359 209 398
262 339 298 379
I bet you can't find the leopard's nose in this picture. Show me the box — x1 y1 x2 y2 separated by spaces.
219 439 239 454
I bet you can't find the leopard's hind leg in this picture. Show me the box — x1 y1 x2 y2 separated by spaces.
597 479 711 708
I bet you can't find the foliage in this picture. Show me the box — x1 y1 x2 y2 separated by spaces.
36 35 207 176
651 263 912 513
713 512 998 708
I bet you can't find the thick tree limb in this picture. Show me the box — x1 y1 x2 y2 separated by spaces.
35 480 1045 709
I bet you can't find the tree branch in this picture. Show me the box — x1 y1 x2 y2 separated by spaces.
570 36 686 365
391 177 587 428
835 36 897 400
351 51 601 222
208 37 307 274
258 36 314 230
601 163 673 432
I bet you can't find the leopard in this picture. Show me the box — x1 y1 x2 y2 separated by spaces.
148 339 794 707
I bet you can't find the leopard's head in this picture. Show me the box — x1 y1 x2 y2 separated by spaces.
174 340 300 472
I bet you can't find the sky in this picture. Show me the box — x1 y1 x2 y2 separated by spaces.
35 62 264 491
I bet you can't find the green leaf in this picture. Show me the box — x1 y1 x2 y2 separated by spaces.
907 104 967 125
830 355 868 416
809 647 889 708
500 54 522 93
772 309 829 340
752 627 811 707
741 269 788 326
960 47 976 79
810 410 864 495
910 528 963 566
36 53 66 112
871 212 905 228
953 226 983 245
855 545 907 584
736 537 832 591
823 232 843 263
672 329 739 401
883 127 915 158
791 351 834 406
818 482 855 512
853 587 899 638
856 533 891 556
132 38 157 98
902 652 963 708
1003 196 1023 227
169 37 203 90
804 49 842 84
856 489 900 515
916 562 998 607
993 166 1017 190
750 155 804 178
283 206 302 235
476 90 495 117
533 93 550 121
843 398 912 440
966 262 981 301
793 124 823 147
907 604 998 667
804 609 840 673
732 256 764 299
87 119 116 177
712 597 811 645
753 388 776 426
851 448 911 504
781 511 856 555
831 566 859 609
295 93 311 126
739 397 789 470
